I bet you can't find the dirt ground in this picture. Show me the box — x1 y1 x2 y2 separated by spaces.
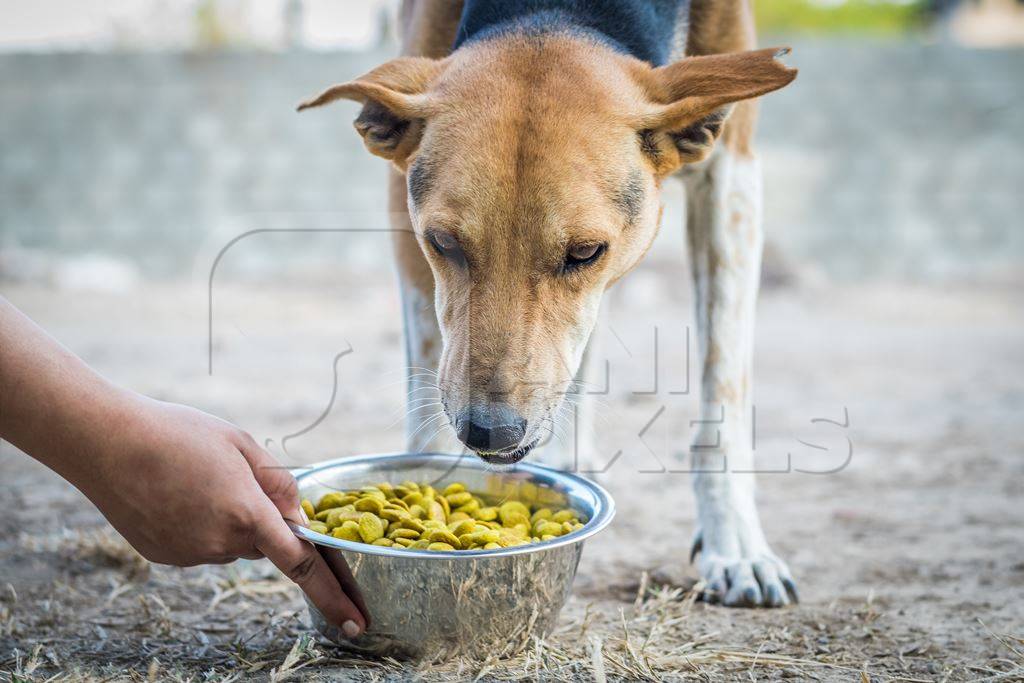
1 269 1022 681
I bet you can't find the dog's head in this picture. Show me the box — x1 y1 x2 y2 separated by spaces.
300 36 795 464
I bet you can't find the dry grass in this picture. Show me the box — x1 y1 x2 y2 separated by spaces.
3 535 1019 683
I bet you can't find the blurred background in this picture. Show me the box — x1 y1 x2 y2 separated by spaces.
2 3 1023 677
2 0 1023 476
2 0 1023 286
1 0 1023 469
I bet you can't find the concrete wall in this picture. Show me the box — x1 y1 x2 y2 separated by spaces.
1 42 1021 283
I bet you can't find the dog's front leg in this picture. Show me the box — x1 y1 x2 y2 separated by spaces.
682 143 796 608
390 169 462 454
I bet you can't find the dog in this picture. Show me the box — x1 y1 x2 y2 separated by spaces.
299 0 797 607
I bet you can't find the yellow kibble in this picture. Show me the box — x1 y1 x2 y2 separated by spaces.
332 521 361 542
388 527 420 540
400 517 426 533
461 529 500 546
502 512 530 529
315 492 348 512
454 498 481 515
306 480 585 551
426 529 462 549
536 521 565 537
388 498 410 511
354 497 385 514
445 491 473 507
357 513 385 543
324 507 360 529
442 482 465 496
497 529 523 547
551 509 576 524
427 501 446 522
427 542 455 551
530 508 553 523
379 507 408 523
499 501 531 526
449 519 477 536
474 506 498 522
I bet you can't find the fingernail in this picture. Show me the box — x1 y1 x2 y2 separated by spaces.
341 620 361 638
298 506 310 524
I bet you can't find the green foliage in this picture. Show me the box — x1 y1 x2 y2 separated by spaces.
755 0 929 36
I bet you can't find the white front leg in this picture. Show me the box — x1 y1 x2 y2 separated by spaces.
683 147 796 607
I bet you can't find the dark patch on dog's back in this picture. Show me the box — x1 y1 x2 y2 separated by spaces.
611 169 645 226
454 0 689 66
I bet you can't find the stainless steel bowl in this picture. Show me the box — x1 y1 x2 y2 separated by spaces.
291 452 614 660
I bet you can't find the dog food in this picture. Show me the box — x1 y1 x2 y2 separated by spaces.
303 481 585 551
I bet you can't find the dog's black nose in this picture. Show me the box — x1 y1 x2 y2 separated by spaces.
456 403 527 453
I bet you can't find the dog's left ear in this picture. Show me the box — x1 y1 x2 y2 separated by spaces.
634 48 796 174
297 57 447 168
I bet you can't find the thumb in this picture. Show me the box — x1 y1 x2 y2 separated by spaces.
253 499 368 635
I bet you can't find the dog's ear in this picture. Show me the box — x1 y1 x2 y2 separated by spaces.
634 48 796 174
297 57 446 167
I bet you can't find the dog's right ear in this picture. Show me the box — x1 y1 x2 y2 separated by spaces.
632 48 796 175
297 57 446 168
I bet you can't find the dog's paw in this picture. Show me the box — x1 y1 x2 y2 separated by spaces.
690 530 798 608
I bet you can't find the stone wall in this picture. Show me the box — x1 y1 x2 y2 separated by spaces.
1 42 1021 282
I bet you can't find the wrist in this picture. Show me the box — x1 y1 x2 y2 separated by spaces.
42 377 148 494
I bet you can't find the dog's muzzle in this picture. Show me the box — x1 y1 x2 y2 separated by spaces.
474 440 539 466
455 402 532 463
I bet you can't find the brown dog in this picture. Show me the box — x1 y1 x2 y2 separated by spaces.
300 0 796 607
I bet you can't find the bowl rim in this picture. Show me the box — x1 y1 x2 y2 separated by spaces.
289 452 615 559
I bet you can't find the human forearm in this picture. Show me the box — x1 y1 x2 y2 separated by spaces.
0 296 138 485
0 296 366 634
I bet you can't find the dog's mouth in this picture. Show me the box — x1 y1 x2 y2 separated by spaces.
473 440 538 466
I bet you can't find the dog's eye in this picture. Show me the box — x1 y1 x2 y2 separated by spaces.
426 230 467 267
563 243 606 271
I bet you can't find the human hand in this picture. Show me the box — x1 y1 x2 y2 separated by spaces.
82 397 367 637
0 298 366 636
